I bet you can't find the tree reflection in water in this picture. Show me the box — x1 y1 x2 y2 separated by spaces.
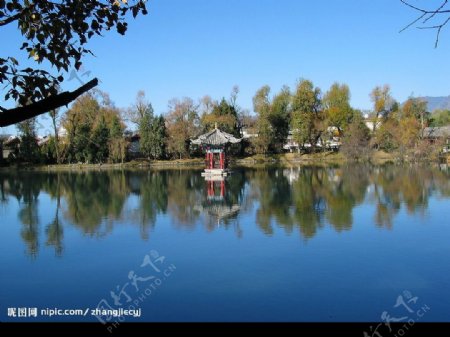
0 164 449 256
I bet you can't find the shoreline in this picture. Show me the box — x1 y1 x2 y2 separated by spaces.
1 151 448 172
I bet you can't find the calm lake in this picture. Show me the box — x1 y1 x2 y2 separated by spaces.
1 164 449 322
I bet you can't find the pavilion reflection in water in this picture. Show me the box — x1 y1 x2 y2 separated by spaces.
194 175 243 237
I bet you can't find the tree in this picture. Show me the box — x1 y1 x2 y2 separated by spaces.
430 109 450 126
340 113 371 160
91 116 110 163
109 115 126 163
127 90 153 127
39 136 58 164
62 93 101 162
400 0 450 47
72 123 92 163
16 117 39 162
373 117 398 152
269 86 291 153
396 116 421 159
200 87 242 137
402 97 429 132
372 97 428 158
291 79 323 152
229 85 240 112
323 82 354 134
62 91 123 163
138 104 154 160
166 97 199 159
0 0 148 127
149 115 167 160
201 98 240 136
252 85 273 154
369 85 395 132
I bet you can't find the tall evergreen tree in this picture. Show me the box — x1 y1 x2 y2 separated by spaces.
138 103 154 160
149 115 168 160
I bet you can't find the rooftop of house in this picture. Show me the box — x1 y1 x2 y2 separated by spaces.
423 126 450 138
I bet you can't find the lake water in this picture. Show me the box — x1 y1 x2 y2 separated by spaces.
1 164 449 323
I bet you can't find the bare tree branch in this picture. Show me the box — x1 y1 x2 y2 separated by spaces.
0 78 98 127
418 16 450 47
400 0 450 47
423 0 448 23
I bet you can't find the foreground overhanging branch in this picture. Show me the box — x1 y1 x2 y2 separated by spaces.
0 78 98 127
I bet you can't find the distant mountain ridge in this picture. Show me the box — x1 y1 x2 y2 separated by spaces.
417 95 450 112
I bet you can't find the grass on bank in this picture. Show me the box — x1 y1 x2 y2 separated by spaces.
2 150 446 172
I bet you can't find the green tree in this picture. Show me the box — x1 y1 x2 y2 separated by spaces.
340 113 371 160
40 136 58 164
91 116 110 163
136 101 168 161
291 79 323 152
0 0 148 127
16 118 39 162
62 91 123 163
252 85 273 154
62 93 100 162
138 104 154 160
72 123 92 163
430 109 450 127
323 82 354 134
149 115 167 159
201 98 240 136
374 117 398 152
108 115 126 163
270 86 291 153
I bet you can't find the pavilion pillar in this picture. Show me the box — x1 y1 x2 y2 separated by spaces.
221 151 225 169
208 180 214 197
210 151 214 169
220 180 225 197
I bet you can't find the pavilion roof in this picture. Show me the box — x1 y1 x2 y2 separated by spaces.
194 204 241 221
191 127 241 146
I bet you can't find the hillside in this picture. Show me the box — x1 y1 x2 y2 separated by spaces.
418 95 450 112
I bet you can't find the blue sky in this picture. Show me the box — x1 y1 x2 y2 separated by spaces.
2 0 450 135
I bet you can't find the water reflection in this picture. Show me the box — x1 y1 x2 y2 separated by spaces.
194 176 245 236
0 164 449 257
